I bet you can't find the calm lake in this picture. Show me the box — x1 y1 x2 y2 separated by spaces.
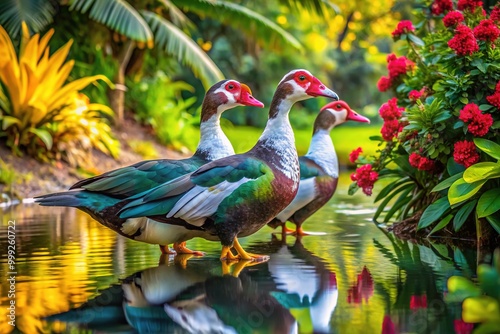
0 172 479 333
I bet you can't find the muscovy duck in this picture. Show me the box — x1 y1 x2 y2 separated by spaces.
117 69 339 261
267 100 370 236
35 80 264 255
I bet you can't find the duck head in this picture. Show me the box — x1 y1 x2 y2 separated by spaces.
317 100 370 131
277 69 339 103
201 80 264 121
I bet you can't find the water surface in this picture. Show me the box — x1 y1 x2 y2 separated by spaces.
0 173 477 333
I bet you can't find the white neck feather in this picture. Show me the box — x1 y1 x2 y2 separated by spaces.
196 114 234 160
306 129 338 177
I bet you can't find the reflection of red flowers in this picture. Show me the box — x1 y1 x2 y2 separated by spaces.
448 25 479 56
382 315 396 334
459 103 493 137
454 319 474 334
454 140 480 167
392 20 415 38
431 0 453 15
473 19 500 42
351 165 379 196
347 267 374 304
443 11 465 28
410 295 428 309
409 153 436 171
377 76 392 92
408 90 422 101
491 6 500 23
349 147 363 163
457 0 483 11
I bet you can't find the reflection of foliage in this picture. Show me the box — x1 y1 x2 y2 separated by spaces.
447 249 500 333
125 71 198 151
0 23 118 165
373 233 476 333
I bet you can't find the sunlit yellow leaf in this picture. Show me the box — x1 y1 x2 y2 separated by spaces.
462 296 500 323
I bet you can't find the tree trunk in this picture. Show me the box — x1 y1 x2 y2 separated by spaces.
109 40 136 126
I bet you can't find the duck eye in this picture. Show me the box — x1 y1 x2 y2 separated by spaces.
336 104 342 109
298 75 306 81
228 84 234 90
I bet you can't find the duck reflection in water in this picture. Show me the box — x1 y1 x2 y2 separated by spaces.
46 239 338 333
48 254 297 334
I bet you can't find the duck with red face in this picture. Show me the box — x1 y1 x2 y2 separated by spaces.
35 79 264 255
268 100 370 236
117 69 340 261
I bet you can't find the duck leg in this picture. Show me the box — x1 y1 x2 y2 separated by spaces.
292 226 326 236
221 259 266 276
282 223 295 235
220 246 240 261
159 244 176 254
232 238 270 262
173 241 205 256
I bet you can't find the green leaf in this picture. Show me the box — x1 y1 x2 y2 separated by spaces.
142 11 224 88
448 177 486 205
479 104 494 111
432 172 464 192
477 264 500 299
447 157 465 175
459 97 469 104
0 0 57 38
446 276 481 302
434 111 451 122
369 135 383 141
408 34 424 46
474 138 500 160
477 188 500 218
463 162 500 183
418 196 450 230
373 183 413 221
70 0 153 44
1 115 21 130
28 128 53 150
428 214 453 236
374 177 410 202
453 200 477 231
486 215 500 234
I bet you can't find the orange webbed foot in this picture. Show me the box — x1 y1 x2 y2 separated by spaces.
173 241 205 256
159 244 176 255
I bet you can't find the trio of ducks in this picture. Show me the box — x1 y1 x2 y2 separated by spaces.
36 69 370 261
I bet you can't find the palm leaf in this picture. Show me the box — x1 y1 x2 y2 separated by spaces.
173 0 302 50
277 0 339 16
70 0 153 46
0 0 57 38
141 10 224 88
159 0 195 31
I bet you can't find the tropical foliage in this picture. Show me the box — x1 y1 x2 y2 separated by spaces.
126 71 199 151
447 248 500 332
0 23 118 165
349 0 500 241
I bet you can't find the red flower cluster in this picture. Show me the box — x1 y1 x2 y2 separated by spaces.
377 54 414 92
457 0 483 11
453 140 480 167
486 80 500 108
387 54 414 79
431 0 453 15
408 89 423 101
377 76 391 92
443 11 465 28
392 20 415 38
448 25 479 56
454 319 474 334
473 19 500 42
409 153 436 171
349 147 363 163
491 6 500 23
379 98 405 141
459 103 493 137
351 164 379 196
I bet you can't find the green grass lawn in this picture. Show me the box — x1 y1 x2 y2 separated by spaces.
222 123 381 167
